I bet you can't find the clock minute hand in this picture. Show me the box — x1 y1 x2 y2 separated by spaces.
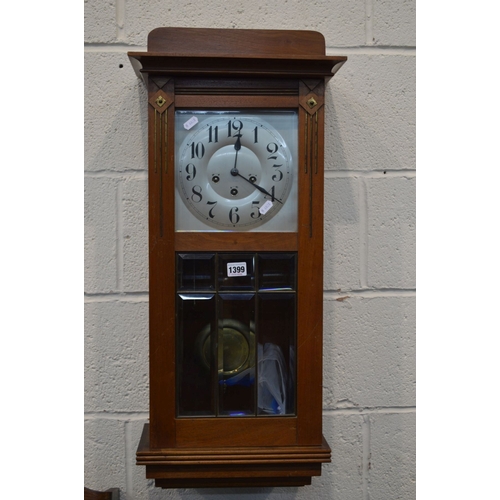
231 169 283 204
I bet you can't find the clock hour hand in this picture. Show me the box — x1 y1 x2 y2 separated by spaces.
230 168 283 204
232 134 241 170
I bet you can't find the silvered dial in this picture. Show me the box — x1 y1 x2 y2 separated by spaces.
176 113 295 231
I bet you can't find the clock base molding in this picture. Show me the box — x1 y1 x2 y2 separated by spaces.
137 424 331 488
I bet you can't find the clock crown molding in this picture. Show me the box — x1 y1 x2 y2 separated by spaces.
128 28 347 80
148 27 327 56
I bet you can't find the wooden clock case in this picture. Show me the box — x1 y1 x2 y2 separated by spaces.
128 27 346 489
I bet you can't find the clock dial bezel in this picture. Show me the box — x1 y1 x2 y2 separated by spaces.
175 110 298 232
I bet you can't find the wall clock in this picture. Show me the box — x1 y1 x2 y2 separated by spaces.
128 27 346 488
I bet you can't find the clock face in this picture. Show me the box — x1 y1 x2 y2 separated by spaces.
175 110 298 231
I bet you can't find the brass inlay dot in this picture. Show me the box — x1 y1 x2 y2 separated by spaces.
307 97 318 109
156 95 166 107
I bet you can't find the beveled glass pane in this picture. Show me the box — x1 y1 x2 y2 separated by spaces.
218 294 256 416
177 253 215 291
258 253 296 291
257 293 296 415
218 253 255 291
177 294 216 416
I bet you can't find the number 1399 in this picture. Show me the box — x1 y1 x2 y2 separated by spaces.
227 262 247 277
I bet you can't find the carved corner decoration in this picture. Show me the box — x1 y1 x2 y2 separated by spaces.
150 91 171 174
299 80 324 113
151 76 173 90
300 79 324 174
300 80 324 237
148 82 174 236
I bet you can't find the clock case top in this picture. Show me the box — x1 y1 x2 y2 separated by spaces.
128 28 346 489
129 27 346 80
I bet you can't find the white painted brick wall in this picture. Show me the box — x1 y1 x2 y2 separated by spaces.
84 1 416 498
324 177 361 291
368 412 416 499
84 176 119 293
85 52 148 173
325 55 415 172
84 0 117 43
122 177 149 292
122 1 366 47
372 0 416 46
323 296 416 409
367 177 416 288
85 300 149 412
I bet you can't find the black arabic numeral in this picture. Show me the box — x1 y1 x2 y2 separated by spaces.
185 163 196 181
208 125 218 143
267 142 279 160
272 164 283 182
228 119 243 137
253 126 259 143
269 185 276 202
191 185 203 203
206 200 217 218
250 200 260 219
229 207 240 224
190 142 205 159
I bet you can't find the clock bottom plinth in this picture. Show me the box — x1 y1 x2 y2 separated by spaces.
137 424 331 489
152 476 315 488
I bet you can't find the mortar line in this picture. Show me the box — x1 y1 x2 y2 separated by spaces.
324 289 416 299
359 177 368 288
84 288 415 302
84 170 148 179
324 170 416 179
116 181 124 292
85 411 149 420
83 289 415 303
84 44 147 51
324 406 416 415
84 44 415 56
85 169 416 180
327 46 416 55
84 292 149 303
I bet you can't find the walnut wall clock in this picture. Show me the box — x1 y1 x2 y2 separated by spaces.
128 27 346 488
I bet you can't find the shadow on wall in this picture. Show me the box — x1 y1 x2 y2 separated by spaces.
145 484 325 500
84 53 149 295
